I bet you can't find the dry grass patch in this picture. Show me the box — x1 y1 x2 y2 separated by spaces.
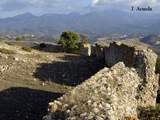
0 48 16 54
22 47 32 52
5 42 15 46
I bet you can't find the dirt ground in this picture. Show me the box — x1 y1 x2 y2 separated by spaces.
0 41 104 120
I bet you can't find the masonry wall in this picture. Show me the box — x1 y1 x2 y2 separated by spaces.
44 40 159 120
104 42 135 67
103 41 159 107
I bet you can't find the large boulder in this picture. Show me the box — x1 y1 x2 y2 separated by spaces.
43 40 159 120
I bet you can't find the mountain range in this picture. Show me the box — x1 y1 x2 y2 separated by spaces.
0 10 160 39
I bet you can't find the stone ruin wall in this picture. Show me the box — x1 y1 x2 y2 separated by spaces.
44 40 159 120
103 41 159 107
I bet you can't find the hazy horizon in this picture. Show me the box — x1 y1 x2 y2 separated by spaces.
0 0 159 38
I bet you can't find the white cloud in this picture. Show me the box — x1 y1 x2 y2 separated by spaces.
0 0 159 18
130 0 157 6
91 0 99 6
0 0 88 18
92 0 159 6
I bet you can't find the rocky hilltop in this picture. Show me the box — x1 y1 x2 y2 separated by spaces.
44 40 159 120
0 41 104 120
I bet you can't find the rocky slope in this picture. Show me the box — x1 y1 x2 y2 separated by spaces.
0 41 103 120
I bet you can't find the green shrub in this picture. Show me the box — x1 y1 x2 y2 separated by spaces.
39 43 47 48
58 31 80 49
0 48 15 54
16 36 25 41
22 47 32 52
138 104 160 119
156 57 160 73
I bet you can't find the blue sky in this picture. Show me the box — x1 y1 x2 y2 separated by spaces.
0 0 159 18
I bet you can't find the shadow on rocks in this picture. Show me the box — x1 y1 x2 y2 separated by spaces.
32 43 65 53
0 87 63 120
34 55 105 86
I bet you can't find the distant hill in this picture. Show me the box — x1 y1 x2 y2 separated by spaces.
0 10 160 40
140 35 159 45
